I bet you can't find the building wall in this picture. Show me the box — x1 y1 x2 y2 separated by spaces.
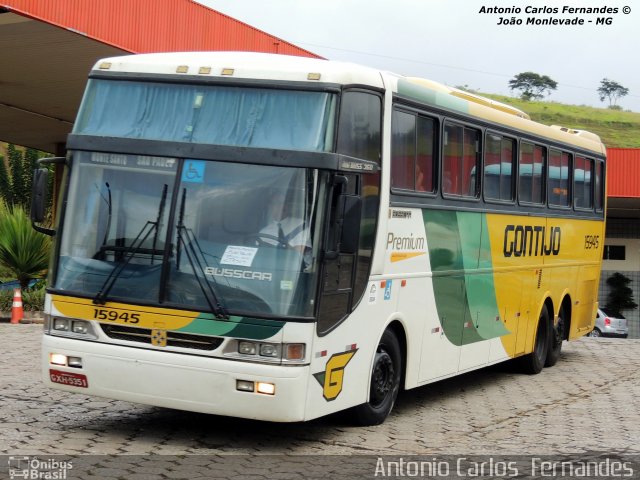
599 218 640 338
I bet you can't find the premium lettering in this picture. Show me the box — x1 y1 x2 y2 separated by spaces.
503 225 561 257
386 233 425 250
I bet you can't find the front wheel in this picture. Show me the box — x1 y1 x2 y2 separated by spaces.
519 304 550 374
351 329 402 426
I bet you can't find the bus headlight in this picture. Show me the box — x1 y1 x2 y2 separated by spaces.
53 318 70 331
228 340 307 364
238 341 257 355
46 316 98 340
259 343 280 358
72 321 89 334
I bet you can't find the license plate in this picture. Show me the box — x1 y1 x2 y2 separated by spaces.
49 369 89 388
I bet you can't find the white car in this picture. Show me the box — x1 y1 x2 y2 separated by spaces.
589 308 629 338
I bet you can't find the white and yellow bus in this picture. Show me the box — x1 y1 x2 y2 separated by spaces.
33 52 606 425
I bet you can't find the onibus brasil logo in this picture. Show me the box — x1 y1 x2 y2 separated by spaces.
8 456 73 479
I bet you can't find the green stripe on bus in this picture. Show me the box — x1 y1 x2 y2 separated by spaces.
397 79 470 114
177 314 285 340
423 210 509 345
458 212 510 340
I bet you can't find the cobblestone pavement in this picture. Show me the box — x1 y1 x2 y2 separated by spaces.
1 324 640 479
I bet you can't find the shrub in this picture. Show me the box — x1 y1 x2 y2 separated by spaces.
0 284 46 312
0 200 51 289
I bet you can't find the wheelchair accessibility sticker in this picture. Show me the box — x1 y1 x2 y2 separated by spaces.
182 160 205 183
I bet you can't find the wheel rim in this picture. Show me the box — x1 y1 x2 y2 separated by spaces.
370 350 395 407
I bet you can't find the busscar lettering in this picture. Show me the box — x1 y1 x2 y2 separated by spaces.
503 225 561 257
205 267 273 282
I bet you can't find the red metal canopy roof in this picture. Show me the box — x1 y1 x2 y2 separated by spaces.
2 0 320 57
0 0 320 153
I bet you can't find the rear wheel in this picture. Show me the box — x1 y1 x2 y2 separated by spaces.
519 304 550 374
545 307 565 367
352 329 402 426
588 328 602 338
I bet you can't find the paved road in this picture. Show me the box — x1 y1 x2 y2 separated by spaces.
1 324 639 479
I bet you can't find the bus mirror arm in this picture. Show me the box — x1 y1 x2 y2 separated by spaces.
30 167 56 236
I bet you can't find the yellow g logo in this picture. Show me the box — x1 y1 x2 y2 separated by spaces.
313 350 357 401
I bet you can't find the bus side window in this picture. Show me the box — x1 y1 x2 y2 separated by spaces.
519 142 545 205
484 133 515 202
336 91 382 164
391 110 436 193
391 110 416 190
443 123 480 198
595 161 604 212
574 156 593 209
549 149 571 207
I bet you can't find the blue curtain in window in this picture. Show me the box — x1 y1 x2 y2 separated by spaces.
75 80 334 152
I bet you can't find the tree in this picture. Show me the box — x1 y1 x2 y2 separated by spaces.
0 144 50 212
0 155 9 203
508 72 558 101
605 272 638 314
597 78 629 108
0 200 51 289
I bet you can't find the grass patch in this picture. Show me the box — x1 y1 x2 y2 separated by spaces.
480 93 640 148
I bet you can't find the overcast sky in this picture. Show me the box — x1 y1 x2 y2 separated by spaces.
200 0 639 112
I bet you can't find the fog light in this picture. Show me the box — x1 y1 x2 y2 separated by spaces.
256 382 275 395
50 353 67 366
72 321 88 334
284 343 305 361
238 341 257 355
259 343 279 358
236 380 255 392
67 356 83 368
53 318 69 331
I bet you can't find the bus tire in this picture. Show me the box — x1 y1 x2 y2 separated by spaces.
519 304 550 375
545 306 565 367
352 329 402 426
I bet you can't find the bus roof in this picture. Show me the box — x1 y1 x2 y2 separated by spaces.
92 51 605 157
91 51 385 89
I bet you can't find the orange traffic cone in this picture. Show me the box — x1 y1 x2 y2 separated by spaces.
10 288 23 324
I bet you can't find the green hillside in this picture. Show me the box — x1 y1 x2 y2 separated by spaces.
481 93 640 148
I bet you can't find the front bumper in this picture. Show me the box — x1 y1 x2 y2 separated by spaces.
42 335 310 422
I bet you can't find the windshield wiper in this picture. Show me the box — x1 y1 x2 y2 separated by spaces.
93 185 168 305
176 188 229 319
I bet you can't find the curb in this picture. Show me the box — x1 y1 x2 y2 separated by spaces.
0 311 44 324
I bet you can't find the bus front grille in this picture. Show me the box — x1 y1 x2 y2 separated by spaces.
99 324 224 351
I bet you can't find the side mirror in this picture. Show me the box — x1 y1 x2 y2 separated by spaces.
337 194 361 254
326 192 362 259
30 168 55 236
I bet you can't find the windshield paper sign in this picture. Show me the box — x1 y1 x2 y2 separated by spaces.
221 246 258 267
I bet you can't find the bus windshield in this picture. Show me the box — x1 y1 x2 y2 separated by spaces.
55 151 327 318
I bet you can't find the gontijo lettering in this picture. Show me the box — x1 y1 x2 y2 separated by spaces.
503 225 561 257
